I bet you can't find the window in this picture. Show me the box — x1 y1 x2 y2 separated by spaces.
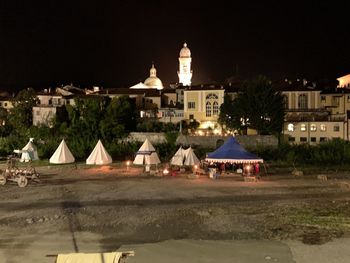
206 93 218 100
288 137 295 142
4 103 7 107
320 124 326 131
320 137 327 142
287 124 295 132
300 124 307 131
311 137 316 142
206 101 212 117
283 95 288 109
181 91 184 95
57 99 61 105
298 94 308 109
347 95 350 103
0 102 2 106
213 101 219 115
321 96 326 102
334 124 340 132
189 114 194 119
300 137 307 142
332 96 340 106
310 124 316 131
36 110 40 116
188 102 195 109
48 99 52 105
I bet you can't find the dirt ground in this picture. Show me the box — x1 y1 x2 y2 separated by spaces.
1 164 350 261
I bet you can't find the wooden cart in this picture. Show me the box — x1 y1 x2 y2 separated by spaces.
0 154 39 187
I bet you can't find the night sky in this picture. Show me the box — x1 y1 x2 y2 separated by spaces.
0 1 349 90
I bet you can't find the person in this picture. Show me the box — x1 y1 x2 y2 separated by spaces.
254 163 260 175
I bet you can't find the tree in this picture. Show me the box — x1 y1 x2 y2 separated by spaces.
100 96 137 142
219 76 285 135
8 88 39 135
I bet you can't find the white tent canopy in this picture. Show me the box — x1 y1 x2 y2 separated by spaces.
183 147 200 166
20 138 39 162
133 138 160 165
49 139 75 164
86 140 112 165
170 147 185 166
170 146 200 166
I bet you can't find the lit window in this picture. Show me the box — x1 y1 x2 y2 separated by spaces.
287 123 294 132
334 124 340 132
301 124 307 131
320 124 326 131
213 101 219 115
310 124 316 131
206 101 212 117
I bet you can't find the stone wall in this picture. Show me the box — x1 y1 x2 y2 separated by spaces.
125 132 278 149
125 132 167 144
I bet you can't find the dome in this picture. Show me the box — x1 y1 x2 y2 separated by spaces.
144 77 163 90
179 42 191 57
144 64 164 90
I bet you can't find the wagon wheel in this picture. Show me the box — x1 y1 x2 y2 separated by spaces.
17 175 28 188
0 175 6 185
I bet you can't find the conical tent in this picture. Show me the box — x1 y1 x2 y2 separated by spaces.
49 139 75 164
184 147 200 166
206 136 263 164
86 140 112 165
170 146 185 166
21 138 39 162
133 138 160 165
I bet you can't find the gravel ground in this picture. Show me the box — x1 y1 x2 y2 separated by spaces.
0 165 350 261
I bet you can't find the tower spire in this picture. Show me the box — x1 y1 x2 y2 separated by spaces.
178 42 192 86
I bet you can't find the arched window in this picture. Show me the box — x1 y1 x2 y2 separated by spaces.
206 101 212 117
213 101 219 115
206 93 218 100
298 94 308 109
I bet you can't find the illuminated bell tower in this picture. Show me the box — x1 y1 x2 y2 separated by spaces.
178 42 192 86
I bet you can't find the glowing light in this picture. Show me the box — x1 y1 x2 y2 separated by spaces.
194 165 198 170
163 168 169 175
126 160 131 171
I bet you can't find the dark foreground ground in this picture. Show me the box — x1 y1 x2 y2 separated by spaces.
0 165 350 262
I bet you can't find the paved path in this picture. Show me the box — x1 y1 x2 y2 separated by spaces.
1 231 350 263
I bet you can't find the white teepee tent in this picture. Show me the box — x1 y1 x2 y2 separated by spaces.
21 138 39 162
49 139 75 164
183 147 200 166
170 146 185 166
133 138 160 165
86 140 112 165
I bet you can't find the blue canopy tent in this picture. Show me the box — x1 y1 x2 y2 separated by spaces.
205 136 263 164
